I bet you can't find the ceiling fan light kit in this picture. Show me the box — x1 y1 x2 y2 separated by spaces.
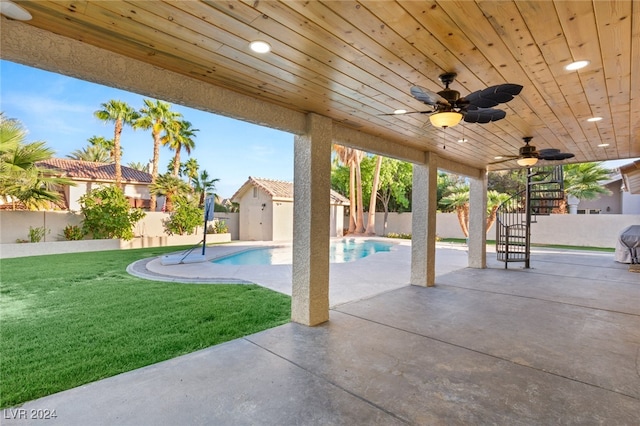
429 111 463 128
517 157 539 167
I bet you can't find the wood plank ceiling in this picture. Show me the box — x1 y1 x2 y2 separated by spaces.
10 0 640 170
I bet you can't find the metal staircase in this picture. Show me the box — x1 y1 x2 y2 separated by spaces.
496 165 565 268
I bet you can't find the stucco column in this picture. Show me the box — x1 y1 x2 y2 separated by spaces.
411 152 438 287
291 113 332 326
468 170 488 268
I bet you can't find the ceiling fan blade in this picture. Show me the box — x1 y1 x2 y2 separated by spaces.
379 110 435 116
539 152 575 161
463 108 506 123
489 155 519 165
410 86 449 106
463 84 523 108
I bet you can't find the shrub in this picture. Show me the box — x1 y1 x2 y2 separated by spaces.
214 220 228 234
386 232 412 239
163 196 203 236
79 186 146 240
28 226 50 243
63 225 85 241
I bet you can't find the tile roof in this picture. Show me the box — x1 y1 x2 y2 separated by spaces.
232 177 349 205
36 158 152 183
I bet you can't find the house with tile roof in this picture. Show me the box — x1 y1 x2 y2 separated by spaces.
36 158 154 211
231 177 349 241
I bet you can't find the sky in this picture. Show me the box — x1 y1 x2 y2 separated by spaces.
0 60 294 198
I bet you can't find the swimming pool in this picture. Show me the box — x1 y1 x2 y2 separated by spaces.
212 239 393 266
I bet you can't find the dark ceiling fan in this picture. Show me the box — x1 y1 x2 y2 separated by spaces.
491 136 575 167
388 73 523 127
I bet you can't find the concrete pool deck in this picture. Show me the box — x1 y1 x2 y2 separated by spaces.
4 243 638 425
127 238 476 307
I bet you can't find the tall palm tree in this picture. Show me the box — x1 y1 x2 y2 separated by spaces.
333 145 366 233
0 115 72 210
67 145 111 163
94 100 139 187
163 120 198 177
135 99 182 210
191 169 219 207
352 149 366 233
365 154 382 235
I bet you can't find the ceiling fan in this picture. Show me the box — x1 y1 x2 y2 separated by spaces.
491 136 575 167
390 73 523 128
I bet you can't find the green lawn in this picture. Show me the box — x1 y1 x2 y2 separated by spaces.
0 246 291 409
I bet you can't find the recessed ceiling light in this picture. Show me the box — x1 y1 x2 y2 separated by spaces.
249 40 271 53
393 109 407 115
597 143 610 147
457 138 468 143
0 1 32 20
565 60 590 71
494 156 504 160
587 117 602 122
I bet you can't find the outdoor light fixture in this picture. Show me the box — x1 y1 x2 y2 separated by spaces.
587 116 602 122
429 111 463 128
393 109 407 115
517 156 538 167
598 143 610 147
0 1 32 20
249 40 271 53
457 138 468 143
565 60 590 71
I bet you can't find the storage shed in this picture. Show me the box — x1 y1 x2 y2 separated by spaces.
231 177 349 241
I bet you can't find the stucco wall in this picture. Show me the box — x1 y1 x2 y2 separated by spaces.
0 211 240 244
356 212 639 248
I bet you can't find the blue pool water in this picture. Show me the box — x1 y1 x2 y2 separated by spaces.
213 239 393 265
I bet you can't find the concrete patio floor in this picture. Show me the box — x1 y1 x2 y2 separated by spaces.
3 244 639 425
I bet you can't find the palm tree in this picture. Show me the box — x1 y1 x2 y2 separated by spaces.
135 99 182 211
440 183 509 237
333 145 366 233
183 158 200 186
0 115 72 210
353 149 366 233
94 100 139 187
87 136 116 161
563 162 612 213
191 169 219 207
333 145 356 233
440 184 471 237
126 161 149 172
163 120 198 177
150 173 191 212
67 145 111 163
365 154 382 235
